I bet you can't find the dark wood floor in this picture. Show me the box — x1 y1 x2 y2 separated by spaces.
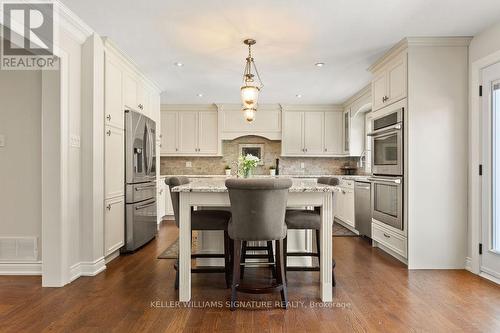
1 221 500 332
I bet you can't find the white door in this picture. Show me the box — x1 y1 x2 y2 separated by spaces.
324 112 343 155
282 112 304 155
303 112 324 155
481 61 500 280
104 58 124 129
178 112 198 154
105 126 125 199
372 72 387 111
386 55 407 105
198 111 218 154
161 111 178 154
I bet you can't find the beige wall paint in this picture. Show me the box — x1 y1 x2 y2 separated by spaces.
160 135 359 175
0 70 42 259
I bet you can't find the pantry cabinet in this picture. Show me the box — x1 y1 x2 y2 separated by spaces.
281 106 344 157
104 196 125 256
371 52 407 111
160 106 220 156
104 126 125 199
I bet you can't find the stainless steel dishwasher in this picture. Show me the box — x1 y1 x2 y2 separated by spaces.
354 181 372 238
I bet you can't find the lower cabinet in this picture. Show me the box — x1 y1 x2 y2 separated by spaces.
372 221 407 259
335 182 355 228
104 196 125 256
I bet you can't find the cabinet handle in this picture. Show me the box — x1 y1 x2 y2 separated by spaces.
159 134 163 138
159 144 162 148
305 148 308 152
383 233 391 238
106 204 111 210
138 104 143 110
324 148 327 152
106 130 111 136
106 114 111 121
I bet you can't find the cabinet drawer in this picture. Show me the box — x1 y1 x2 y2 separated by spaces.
372 223 407 258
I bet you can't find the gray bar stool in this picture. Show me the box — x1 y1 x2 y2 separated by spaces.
166 176 232 289
225 178 292 310
284 177 338 286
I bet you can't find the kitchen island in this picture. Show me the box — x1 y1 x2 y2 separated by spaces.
171 177 337 302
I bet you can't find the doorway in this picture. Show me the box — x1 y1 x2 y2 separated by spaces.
481 61 500 280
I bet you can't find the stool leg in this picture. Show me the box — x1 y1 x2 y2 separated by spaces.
267 241 276 278
276 239 288 309
231 240 242 311
315 229 321 267
240 241 247 279
224 230 231 289
283 236 288 281
174 259 179 290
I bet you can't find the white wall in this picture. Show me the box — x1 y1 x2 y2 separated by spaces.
0 70 42 260
467 21 500 260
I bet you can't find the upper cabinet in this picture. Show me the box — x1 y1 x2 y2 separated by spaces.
342 85 371 156
281 105 344 157
370 51 407 111
160 105 221 156
219 104 282 140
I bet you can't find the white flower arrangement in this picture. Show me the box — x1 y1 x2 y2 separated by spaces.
238 154 260 178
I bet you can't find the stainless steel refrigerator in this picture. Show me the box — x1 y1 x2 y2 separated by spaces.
122 110 157 252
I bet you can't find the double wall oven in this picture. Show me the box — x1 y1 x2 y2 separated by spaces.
368 103 404 232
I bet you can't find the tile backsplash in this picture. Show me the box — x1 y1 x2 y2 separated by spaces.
160 136 360 176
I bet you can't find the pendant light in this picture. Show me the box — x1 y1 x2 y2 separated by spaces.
241 39 263 122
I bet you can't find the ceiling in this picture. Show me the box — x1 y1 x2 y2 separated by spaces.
61 0 500 104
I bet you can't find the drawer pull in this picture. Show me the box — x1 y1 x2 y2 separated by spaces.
383 233 391 238
106 130 111 136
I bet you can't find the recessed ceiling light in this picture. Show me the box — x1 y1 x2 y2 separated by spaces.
174 62 184 67
296 94 302 98
315 62 325 67
197 93 203 97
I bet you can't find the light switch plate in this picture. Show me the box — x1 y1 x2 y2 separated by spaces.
186 161 192 168
0 134 5 147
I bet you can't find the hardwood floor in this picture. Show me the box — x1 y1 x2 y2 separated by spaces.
1 221 499 332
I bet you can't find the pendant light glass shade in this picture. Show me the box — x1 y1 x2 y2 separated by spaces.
241 85 259 109
243 108 256 122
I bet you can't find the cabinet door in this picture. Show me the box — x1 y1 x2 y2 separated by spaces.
343 109 350 154
165 187 174 216
282 112 304 155
344 189 355 227
104 58 124 129
105 126 125 199
178 112 198 154
122 71 137 110
160 111 178 154
335 190 345 221
198 111 219 154
157 180 166 224
372 72 387 111
104 196 125 256
324 112 343 155
386 55 407 105
303 112 324 155
136 82 147 115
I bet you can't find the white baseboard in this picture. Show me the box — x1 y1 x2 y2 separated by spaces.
372 240 408 265
465 257 472 272
105 250 120 264
0 261 42 275
70 257 106 282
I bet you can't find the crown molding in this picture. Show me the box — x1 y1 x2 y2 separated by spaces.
368 37 472 73
56 0 93 44
103 37 162 93
280 104 343 112
161 104 218 112
342 84 371 107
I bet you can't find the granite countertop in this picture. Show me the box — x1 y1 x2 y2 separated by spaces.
170 177 337 193
161 174 370 180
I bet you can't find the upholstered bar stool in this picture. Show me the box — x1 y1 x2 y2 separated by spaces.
225 178 292 310
166 176 232 289
284 177 338 286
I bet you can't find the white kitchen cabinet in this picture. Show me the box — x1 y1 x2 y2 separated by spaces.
342 85 371 156
282 108 344 157
303 112 324 154
198 111 219 154
179 111 198 154
122 71 137 111
219 104 281 140
105 125 125 199
104 196 125 256
335 179 355 228
324 111 343 155
160 111 178 154
342 109 350 154
160 108 220 156
282 111 304 155
371 52 407 111
157 179 166 224
104 56 124 129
